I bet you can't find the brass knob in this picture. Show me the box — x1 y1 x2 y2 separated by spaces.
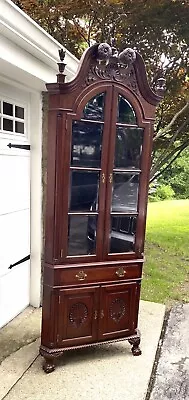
109 173 113 184
116 267 126 278
76 271 87 281
94 310 98 320
102 173 105 184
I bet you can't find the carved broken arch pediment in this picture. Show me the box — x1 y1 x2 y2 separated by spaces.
52 42 165 106
85 43 165 102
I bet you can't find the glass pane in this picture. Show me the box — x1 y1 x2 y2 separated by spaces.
71 121 103 168
114 126 143 169
69 170 99 212
15 106 24 119
111 173 139 213
3 118 13 132
109 215 136 253
3 102 13 116
68 215 97 256
15 121 24 134
117 95 136 124
83 93 105 121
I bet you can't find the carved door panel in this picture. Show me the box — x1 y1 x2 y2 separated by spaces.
57 286 99 346
98 282 140 341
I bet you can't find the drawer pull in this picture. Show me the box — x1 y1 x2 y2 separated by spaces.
116 267 126 278
75 271 87 281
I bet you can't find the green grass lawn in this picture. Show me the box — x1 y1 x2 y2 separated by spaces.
141 199 189 305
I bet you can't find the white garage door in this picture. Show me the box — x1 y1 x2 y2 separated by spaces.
0 94 30 328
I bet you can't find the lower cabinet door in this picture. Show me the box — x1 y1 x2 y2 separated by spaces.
98 282 140 341
57 286 99 346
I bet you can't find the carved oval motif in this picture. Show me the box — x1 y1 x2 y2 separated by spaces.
69 302 88 328
97 43 112 61
110 298 126 323
118 48 136 66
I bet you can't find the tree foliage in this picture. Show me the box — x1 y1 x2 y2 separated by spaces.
14 0 189 180
159 148 189 199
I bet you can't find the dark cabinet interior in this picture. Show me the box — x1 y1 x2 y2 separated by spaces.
40 43 164 373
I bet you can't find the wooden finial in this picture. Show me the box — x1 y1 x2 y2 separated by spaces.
57 48 67 83
156 77 166 97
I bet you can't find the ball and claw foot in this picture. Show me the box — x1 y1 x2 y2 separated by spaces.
128 337 142 356
43 357 55 373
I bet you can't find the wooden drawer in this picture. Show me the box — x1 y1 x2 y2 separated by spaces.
54 263 142 286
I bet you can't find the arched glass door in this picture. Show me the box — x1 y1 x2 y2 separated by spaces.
63 89 144 262
65 90 111 259
103 92 144 256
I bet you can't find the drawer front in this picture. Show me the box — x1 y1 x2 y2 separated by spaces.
55 263 142 286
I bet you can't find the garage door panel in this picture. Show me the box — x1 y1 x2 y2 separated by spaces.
0 262 30 327
0 210 30 276
0 92 30 328
0 154 30 215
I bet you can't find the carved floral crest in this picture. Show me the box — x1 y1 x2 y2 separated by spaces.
86 43 138 93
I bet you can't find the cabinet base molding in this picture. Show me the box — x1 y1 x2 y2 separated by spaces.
39 330 141 373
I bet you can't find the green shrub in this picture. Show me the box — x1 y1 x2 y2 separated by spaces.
149 184 175 201
157 149 189 199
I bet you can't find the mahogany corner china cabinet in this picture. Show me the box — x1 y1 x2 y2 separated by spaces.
40 43 165 373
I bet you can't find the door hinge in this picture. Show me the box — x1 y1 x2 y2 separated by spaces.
57 333 60 342
7 143 30 150
58 295 61 304
8 255 30 269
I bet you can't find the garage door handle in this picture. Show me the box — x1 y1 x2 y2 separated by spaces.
7 143 30 150
8 255 30 269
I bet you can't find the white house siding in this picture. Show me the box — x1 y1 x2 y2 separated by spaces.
0 0 78 327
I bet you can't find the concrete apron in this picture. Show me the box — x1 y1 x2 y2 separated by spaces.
150 303 189 400
0 301 165 400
